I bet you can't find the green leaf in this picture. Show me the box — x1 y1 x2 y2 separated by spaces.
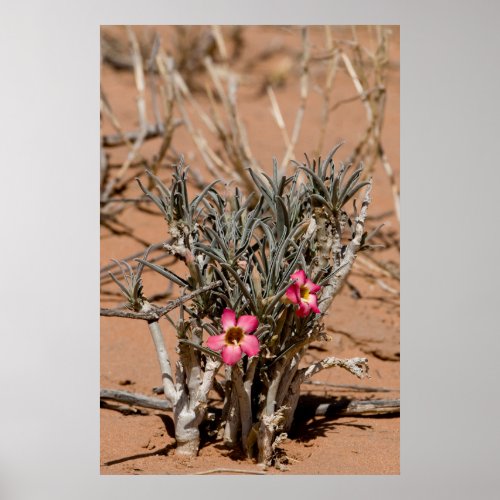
247 168 274 206
278 238 308 287
136 259 192 289
220 262 258 315
338 166 364 206
146 170 172 201
261 171 279 195
275 195 289 239
319 142 343 179
136 178 169 219
202 226 230 259
202 322 219 336
298 166 331 200
108 271 130 298
343 181 371 206
208 264 231 291
191 180 221 215
194 243 227 264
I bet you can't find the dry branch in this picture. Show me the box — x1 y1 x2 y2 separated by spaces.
297 356 369 384
340 28 400 222
280 27 310 173
196 468 266 475
316 26 339 157
107 27 147 190
303 381 397 393
102 124 165 147
100 389 171 411
315 398 399 417
100 280 222 321
100 389 399 419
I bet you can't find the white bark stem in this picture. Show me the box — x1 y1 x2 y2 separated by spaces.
320 183 372 313
193 358 221 425
172 361 200 456
232 365 252 452
145 315 177 404
264 360 285 416
223 383 241 448
298 356 369 384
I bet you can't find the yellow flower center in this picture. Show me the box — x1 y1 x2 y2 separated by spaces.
225 326 244 345
300 286 310 301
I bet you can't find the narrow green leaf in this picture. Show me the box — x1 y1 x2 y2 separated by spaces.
275 195 289 239
108 271 130 298
343 181 371 206
136 259 192 288
136 178 169 219
220 262 258 315
191 180 221 215
298 166 331 200
194 243 227 264
319 142 344 178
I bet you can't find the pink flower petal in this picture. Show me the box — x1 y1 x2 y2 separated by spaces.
239 334 260 357
221 345 242 365
221 308 236 331
296 301 311 317
206 333 226 352
290 269 307 286
307 293 321 314
285 283 301 304
305 279 321 294
236 315 259 334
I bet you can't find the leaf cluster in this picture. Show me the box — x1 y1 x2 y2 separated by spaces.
113 146 371 368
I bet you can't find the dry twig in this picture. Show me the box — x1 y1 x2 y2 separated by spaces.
100 280 223 321
280 27 310 174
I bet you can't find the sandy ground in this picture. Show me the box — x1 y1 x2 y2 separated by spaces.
100 25 400 475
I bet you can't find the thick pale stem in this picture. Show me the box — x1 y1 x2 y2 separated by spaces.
320 183 372 313
277 353 303 433
223 382 241 448
174 405 200 456
185 327 203 412
244 357 258 401
141 302 201 456
232 365 252 452
265 361 285 416
257 407 288 465
173 361 200 456
282 377 302 432
145 314 176 404
257 419 274 465
256 359 288 464
192 358 221 425
276 353 301 408
298 356 369 384
173 350 221 456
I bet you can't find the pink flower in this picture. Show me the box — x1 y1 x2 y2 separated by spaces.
206 308 260 366
284 270 321 317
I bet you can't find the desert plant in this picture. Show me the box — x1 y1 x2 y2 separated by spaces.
102 144 375 465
